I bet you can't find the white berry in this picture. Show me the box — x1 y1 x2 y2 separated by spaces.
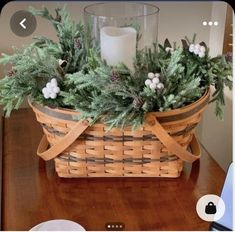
42 87 48 95
149 83 157 90
200 46 206 53
50 92 57 99
194 48 200 55
189 44 195 52
43 92 50 99
51 82 58 88
51 78 58 87
53 86 60 94
46 82 52 89
145 79 152 86
148 72 155 79
152 77 160 84
157 83 164 89
194 44 200 50
42 78 60 99
198 52 205 58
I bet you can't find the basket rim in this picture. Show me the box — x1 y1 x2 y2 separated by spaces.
153 88 209 117
28 88 209 118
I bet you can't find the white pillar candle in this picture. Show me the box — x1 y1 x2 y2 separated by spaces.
100 26 137 70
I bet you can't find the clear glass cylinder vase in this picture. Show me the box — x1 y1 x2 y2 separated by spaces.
84 2 159 70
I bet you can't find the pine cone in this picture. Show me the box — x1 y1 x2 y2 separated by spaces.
110 71 120 82
74 38 81 50
132 96 144 109
7 69 17 77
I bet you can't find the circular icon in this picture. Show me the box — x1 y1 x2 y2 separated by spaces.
10 10 37 37
29 219 85 231
196 194 225 222
208 21 213 26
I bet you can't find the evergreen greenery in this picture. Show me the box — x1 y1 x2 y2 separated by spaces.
0 7 232 129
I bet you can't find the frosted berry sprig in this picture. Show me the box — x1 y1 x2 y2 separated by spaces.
145 72 164 91
42 78 60 99
189 44 206 58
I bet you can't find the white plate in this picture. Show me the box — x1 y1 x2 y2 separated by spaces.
29 219 86 231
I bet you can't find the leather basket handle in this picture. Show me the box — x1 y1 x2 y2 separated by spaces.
145 114 201 163
37 120 89 161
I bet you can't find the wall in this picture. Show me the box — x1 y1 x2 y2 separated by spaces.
0 1 232 170
0 1 213 54
197 2 233 171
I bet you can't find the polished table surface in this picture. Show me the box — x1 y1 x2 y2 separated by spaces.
2 109 226 231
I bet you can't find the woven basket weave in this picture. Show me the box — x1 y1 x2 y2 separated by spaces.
29 89 209 178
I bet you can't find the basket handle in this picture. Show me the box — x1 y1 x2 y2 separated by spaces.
145 114 201 163
37 120 90 161
37 114 201 163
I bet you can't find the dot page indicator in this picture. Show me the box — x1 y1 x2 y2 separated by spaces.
105 222 125 231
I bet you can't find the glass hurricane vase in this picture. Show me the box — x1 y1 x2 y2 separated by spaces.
84 2 159 70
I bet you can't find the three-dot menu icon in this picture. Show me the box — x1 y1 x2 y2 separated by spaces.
202 21 219 26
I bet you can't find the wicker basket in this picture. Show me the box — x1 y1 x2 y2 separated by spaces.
29 89 210 178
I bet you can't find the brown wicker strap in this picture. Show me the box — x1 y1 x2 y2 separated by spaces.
145 114 201 163
37 120 89 161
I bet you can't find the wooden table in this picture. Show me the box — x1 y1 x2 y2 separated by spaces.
1 109 226 231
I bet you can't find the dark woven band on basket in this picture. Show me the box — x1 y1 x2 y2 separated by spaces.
58 154 179 164
41 123 198 140
157 96 209 122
